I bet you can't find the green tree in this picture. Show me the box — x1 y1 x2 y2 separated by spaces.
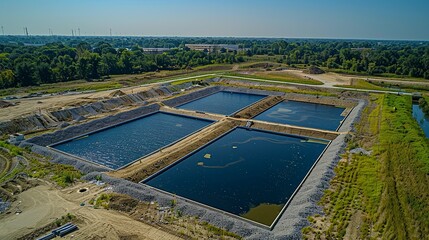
37 62 55 83
0 69 15 88
15 61 36 86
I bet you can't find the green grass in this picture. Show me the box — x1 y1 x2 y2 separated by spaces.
305 94 429 239
224 72 324 85
27 156 82 187
373 95 429 239
211 81 336 97
419 96 429 116
170 75 216 85
334 79 389 91
0 80 123 97
0 141 81 187
327 68 428 81
192 63 233 71
0 140 25 156
200 221 243 239
378 82 429 92
0 63 231 97
94 193 112 209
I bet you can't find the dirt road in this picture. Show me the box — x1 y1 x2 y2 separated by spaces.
0 183 181 240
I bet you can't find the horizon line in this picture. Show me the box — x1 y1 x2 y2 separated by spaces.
0 34 428 43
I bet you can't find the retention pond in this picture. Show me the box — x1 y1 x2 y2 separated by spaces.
254 100 345 131
177 91 265 115
51 112 213 170
144 127 329 227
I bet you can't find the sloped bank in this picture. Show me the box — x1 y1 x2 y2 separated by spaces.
20 104 161 173
0 81 201 135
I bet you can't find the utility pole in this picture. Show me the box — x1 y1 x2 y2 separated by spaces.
78 28 81 36
1 26 4 36
72 29 74 36
24 27 29 37
110 28 112 37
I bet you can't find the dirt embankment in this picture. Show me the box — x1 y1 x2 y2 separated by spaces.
0 83 199 136
283 94 356 108
0 100 13 109
250 121 339 140
234 96 284 119
109 119 243 182
0 175 39 204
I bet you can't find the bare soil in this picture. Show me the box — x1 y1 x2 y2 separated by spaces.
0 182 182 240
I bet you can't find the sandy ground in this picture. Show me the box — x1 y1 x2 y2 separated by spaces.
0 85 155 122
0 183 181 240
285 69 429 89
284 70 352 87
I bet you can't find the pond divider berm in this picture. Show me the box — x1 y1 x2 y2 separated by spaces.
19 84 366 239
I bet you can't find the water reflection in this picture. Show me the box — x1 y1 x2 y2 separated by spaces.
255 101 345 131
412 103 429 138
145 127 328 226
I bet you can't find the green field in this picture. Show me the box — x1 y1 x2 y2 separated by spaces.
304 94 429 239
225 72 324 85
334 79 389 91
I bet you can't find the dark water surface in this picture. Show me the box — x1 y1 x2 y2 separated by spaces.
53 112 212 169
144 127 328 226
412 103 429 138
254 100 345 131
178 91 265 115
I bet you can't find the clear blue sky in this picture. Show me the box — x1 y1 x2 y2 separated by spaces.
0 0 428 40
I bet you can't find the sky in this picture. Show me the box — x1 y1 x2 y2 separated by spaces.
0 0 428 40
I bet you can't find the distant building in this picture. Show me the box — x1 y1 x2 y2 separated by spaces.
185 44 239 52
142 48 171 54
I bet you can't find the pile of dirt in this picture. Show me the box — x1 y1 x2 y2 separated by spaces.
304 66 325 74
109 194 140 213
108 90 126 98
0 175 40 202
244 62 277 69
0 100 13 108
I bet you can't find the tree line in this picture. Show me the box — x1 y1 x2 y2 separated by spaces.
0 36 428 89
0 41 242 88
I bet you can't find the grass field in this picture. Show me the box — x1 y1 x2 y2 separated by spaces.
304 94 429 239
334 79 389 91
226 72 324 85
326 68 429 82
369 80 429 92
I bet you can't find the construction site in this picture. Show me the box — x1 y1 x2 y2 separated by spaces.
0 73 368 239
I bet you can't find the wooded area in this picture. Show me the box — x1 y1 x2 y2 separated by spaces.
0 36 428 88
